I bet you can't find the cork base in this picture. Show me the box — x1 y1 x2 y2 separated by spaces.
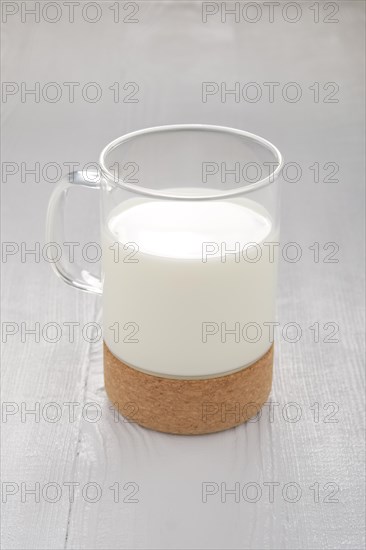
104 343 273 435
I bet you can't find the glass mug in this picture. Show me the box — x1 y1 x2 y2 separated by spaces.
46 124 283 435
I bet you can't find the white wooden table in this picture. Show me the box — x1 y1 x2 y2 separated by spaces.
2 2 365 548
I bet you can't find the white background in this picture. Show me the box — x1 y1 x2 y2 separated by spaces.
1 1 365 549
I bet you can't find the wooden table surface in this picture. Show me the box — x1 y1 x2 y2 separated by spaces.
2 2 365 548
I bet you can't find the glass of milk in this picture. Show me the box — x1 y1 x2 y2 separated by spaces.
47 125 283 380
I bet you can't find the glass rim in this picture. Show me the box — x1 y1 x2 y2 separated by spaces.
99 124 284 200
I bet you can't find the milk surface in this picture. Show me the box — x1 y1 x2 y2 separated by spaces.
102 192 278 377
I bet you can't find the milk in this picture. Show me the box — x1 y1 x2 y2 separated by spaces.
102 192 278 378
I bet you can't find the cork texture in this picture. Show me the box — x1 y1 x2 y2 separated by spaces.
104 343 274 435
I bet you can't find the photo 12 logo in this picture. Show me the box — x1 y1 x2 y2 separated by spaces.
201 480 340 504
201 2 340 24
202 81 340 103
201 400 340 425
1 81 140 104
201 160 340 185
1 481 140 504
1 161 140 184
1 2 141 24
2 400 139 424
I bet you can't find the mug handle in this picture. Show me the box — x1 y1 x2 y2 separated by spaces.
46 170 103 295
